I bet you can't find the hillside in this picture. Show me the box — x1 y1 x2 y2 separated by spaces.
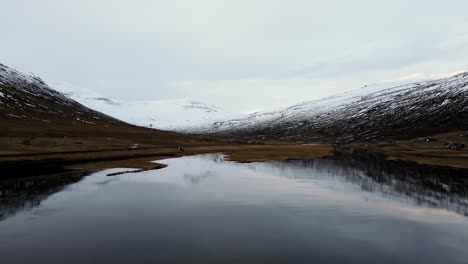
0 63 123 128
196 72 468 143
0 63 203 154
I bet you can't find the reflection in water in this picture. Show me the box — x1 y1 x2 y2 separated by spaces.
0 172 87 220
1 152 468 264
265 149 468 216
183 170 216 184
1 150 468 221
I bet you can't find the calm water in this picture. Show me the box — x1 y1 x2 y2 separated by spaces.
1 153 468 264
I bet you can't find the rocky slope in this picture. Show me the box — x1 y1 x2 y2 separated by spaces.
0 63 122 127
196 72 468 143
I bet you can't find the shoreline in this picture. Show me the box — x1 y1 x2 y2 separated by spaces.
0 144 333 180
1 142 467 180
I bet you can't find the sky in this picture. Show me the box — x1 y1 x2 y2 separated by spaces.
2 0 468 113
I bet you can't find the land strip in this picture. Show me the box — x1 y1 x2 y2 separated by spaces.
0 144 334 179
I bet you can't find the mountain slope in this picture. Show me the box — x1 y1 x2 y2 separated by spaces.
0 63 123 127
0 63 196 153
52 82 232 130
196 72 468 142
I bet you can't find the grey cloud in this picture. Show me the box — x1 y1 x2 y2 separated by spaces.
1 0 468 111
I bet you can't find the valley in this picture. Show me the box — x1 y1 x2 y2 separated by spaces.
1 62 468 180
3 2 468 263
0 63 332 179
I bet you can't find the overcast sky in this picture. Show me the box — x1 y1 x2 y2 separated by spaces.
2 0 468 112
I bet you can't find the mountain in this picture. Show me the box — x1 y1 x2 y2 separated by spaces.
195 72 468 143
0 63 194 152
0 63 122 127
52 82 233 130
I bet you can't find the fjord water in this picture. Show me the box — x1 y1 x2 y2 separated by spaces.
1 153 468 264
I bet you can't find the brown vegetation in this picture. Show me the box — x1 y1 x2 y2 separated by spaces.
363 130 468 169
0 142 333 179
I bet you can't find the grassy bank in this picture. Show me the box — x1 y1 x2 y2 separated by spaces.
0 144 334 179
362 131 468 169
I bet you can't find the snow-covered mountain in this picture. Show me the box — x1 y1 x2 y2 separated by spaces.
4 60 467 142
52 82 234 130
195 72 468 142
0 63 121 126
0 62 203 148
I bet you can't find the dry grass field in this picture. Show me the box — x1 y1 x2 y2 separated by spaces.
364 130 468 169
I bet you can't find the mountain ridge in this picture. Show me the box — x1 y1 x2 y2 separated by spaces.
194 72 468 143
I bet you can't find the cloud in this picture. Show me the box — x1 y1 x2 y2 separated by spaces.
2 0 468 112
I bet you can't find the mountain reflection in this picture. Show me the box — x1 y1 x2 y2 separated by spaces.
183 170 216 184
268 148 468 216
1 149 468 222
0 172 86 221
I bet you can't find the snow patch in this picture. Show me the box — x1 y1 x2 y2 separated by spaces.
51 80 236 130
6 114 22 118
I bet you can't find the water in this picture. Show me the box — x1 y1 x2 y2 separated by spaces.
1 152 468 264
